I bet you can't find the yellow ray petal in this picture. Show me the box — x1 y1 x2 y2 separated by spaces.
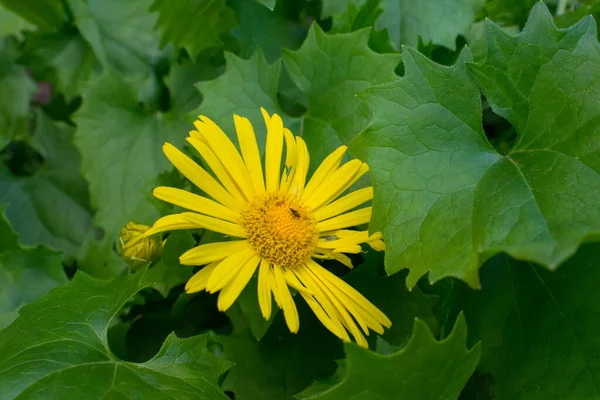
303 160 362 210
162 143 241 212
206 248 255 293
185 261 219 293
308 260 391 328
312 250 354 269
144 213 203 237
302 145 347 201
324 163 369 208
153 186 240 223
316 207 372 232
186 137 248 204
179 240 248 266
282 267 312 295
269 267 282 308
293 266 350 342
234 114 265 193
279 128 297 193
194 116 256 199
218 254 261 311
289 136 309 196
264 112 284 191
313 187 373 221
299 292 347 341
181 212 246 238
258 259 272 320
273 265 299 333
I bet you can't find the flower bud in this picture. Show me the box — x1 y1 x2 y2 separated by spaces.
118 222 163 268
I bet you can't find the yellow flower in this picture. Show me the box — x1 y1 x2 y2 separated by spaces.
119 222 164 268
145 109 391 347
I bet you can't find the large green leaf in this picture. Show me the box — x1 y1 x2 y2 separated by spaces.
67 0 169 76
297 314 480 400
322 0 483 50
282 25 400 171
73 72 189 241
0 111 92 259
151 0 236 59
0 207 67 329
0 4 35 38
354 4 600 288
0 39 36 149
436 244 600 400
0 270 230 398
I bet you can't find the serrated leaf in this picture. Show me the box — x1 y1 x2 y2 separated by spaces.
484 0 537 27
354 5 600 287
193 50 290 148
437 244 600 399
0 39 36 149
322 0 483 50
282 25 400 171
297 314 480 400
73 72 189 242
151 0 236 59
0 0 66 31
0 206 67 329
22 30 100 101
67 0 169 77
0 269 230 398
0 111 92 259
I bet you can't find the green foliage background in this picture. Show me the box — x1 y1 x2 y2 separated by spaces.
0 0 599 398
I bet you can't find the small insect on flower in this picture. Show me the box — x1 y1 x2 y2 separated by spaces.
143 108 390 347
118 222 164 269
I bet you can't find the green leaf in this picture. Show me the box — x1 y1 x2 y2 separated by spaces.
22 30 101 101
354 5 600 287
297 314 480 400
231 0 307 63
0 111 92 259
256 0 276 11
216 298 344 400
67 0 169 76
484 0 537 28
0 0 67 31
73 71 189 242
193 50 289 148
0 269 231 398
145 231 195 297
151 0 236 60
0 4 35 38
0 39 37 149
0 206 67 329
322 0 483 50
437 244 600 399
282 25 400 171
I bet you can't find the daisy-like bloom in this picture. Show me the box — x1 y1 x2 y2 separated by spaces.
144 109 391 347
119 222 164 268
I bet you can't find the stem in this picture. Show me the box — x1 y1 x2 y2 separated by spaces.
556 0 568 16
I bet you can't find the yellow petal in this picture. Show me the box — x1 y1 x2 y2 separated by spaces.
205 248 255 293
273 265 299 333
303 160 362 210
185 262 219 293
325 163 369 208
162 143 241 212
282 267 312 294
234 114 265 193
264 112 284 191
179 240 248 266
312 250 355 269
181 212 246 238
218 254 261 311
153 186 240 223
279 128 297 193
289 136 309 196
302 145 347 201
316 207 372 232
144 213 203 237
299 293 348 341
186 137 247 204
313 187 373 221
258 259 272 320
194 116 256 199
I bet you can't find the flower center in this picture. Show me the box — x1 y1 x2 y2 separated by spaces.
240 192 318 268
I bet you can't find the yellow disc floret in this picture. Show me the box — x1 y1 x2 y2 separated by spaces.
241 192 318 268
